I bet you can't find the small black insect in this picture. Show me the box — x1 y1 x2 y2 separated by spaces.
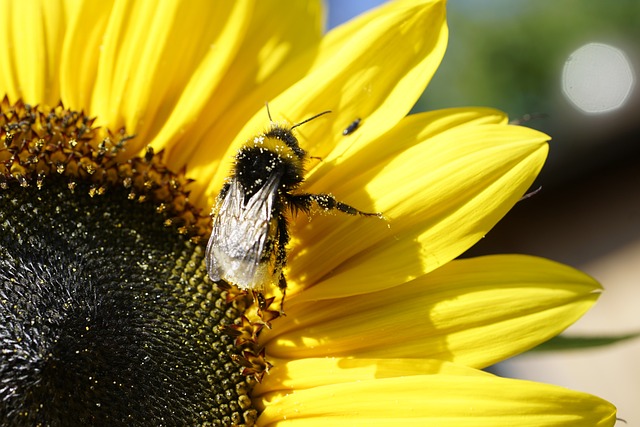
342 117 362 135
205 107 380 309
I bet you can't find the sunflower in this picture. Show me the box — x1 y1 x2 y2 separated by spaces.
0 0 616 426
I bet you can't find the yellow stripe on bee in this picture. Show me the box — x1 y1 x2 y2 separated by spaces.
249 133 299 161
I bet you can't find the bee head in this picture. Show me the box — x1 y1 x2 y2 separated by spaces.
263 104 331 159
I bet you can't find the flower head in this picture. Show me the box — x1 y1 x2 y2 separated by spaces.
0 0 616 426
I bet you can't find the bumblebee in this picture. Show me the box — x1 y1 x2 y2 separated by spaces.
205 108 380 308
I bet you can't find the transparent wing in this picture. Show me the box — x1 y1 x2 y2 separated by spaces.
206 171 281 289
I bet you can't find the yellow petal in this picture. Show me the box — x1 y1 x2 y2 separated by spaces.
0 0 70 105
253 357 490 396
127 1 251 153
285 115 548 296
60 1 252 156
263 255 601 368
303 0 449 155
256 371 616 427
59 1 111 110
305 106 508 187
162 0 324 192
205 0 448 205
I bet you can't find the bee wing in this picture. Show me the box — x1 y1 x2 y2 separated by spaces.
206 171 282 290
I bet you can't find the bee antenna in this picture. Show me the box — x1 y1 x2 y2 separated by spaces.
265 102 274 122
291 110 332 130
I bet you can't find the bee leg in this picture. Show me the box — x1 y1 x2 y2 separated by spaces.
253 291 268 312
277 275 287 315
276 212 290 314
293 193 381 217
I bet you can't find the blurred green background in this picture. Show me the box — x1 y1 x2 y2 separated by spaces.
417 1 640 190
330 1 640 191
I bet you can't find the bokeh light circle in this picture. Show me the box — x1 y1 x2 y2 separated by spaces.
562 42 635 114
